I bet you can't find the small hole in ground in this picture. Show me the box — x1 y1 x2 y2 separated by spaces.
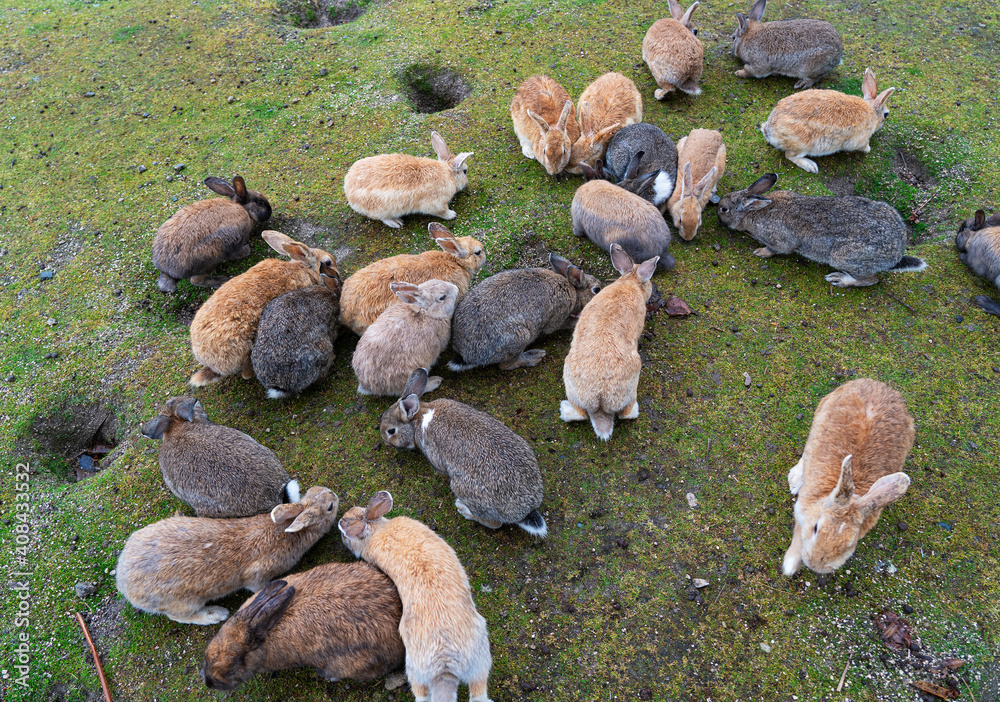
277 0 372 28
27 399 121 482
400 64 471 113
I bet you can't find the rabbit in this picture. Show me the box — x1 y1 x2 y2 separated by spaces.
201 562 405 690
731 0 843 89
352 279 459 396
449 253 602 371
955 209 1000 317
717 173 927 286
380 369 547 536
566 72 643 175
581 158 671 213
761 68 897 173
189 231 339 387
115 486 338 625
783 378 914 576
140 395 299 518
339 491 494 702
340 223 485 335
667 128 727 241
604 123 678 206
642 0 703 99
571 178 677 272
561 245 657 441
250 278 342 399
343 131 473 228
152 175 272 293
510 74 581 176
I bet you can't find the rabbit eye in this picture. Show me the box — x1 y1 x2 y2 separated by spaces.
592 285 601 294
386 427 396 436
692 28 699 36
438 295 446 301
813 524 819 534
327 503 335 512
720 206 729 214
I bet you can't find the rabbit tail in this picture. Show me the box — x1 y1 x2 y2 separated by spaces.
590 409 615 441
678 79 702 96
430 674 460 702
266 387 291 399
284 479 301 503
447 354 476 372
889 256 927 273
517 509 548 538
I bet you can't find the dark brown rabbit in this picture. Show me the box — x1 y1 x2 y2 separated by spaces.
141 396 298 518
201 563 405 690
956 209 1000 317
152 175 272 292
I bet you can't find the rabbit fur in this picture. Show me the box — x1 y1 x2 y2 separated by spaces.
201 562 404 690
783 379 914 576
955 210 1000 317
449 253 602 371
380 369 547 536
339 223 485 335
761 68 897 172
140 396 298 518
561 245 657 441
343 131 473 229
152 175 272 293
352 279 458 396
604 123 678 208
642 0 703 99
115 486 339 625
510 75 581 176
667 128 727 241
189 231 339 387
566 72 643 175
251 280 342 399
731 0 843 89
572 179 677 271
718 173 926 286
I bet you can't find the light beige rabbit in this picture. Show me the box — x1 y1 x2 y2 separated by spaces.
343 131 472 228
783 379 914 576
667 128 726 241
561 244 657 441
510 75 581 175
761 68 896 173
642 0 703 99
566 72 643 174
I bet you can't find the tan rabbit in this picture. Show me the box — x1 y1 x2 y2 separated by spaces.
189 231 338 387
566 72 643 174
340 491 493 702
561 245 657 441
761 68 897 173
115 487 338 625
642 0 703 99
510 75 581 176
352 279 458 396
667 128 727 241
343 131 473 228
339 223 485 335
783 379 914 576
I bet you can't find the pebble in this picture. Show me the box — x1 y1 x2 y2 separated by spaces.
75 582 97 599
760 643 771 653
692 578 709 589
319 68 329 76
83 91 95 97
46 318 57 326
5 374 14 382
137 165 147 173
897 521 907 532
902 604 914 614
40 270 53 280
166 175 173 182
227 95 235 103
44 352 59 359
685 388 693 397
956 314 964 323
686 493 698 508
173 163 185 172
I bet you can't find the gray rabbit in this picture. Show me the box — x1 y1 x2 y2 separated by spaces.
449 253 602 371
379 369 547 537
603 124 678 207
718 173 926 286
141 396 298 518
956 209 1000 317
251 276 342 399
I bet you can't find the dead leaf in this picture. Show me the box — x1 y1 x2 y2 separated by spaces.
910 681 958 699
943 659 965 671
874 610 912 651
664 295 692 316
645 294 666 317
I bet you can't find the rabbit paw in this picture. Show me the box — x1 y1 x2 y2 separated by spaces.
782 548 802 577
499 349 546 370
357 384 373 396
441 209 457 220
825 272 878 287
753 247 774 258
786 154 819 173
455 499 475 521
185 605 229 625
862 142 872 154
560 400 588 422
381 218 404 228
653 86 675 100
794 77 820 89
189 274 230 288
157 272 178 293
788 458 804 495
190 367 222 387
734 68 750 78
619 402 640 420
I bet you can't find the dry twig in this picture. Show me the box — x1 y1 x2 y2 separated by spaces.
74 612 113 702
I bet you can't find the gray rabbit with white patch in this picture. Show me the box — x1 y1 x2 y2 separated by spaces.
379 369 547 537
449 254 602 371
603 124 678 208
956 209 1000 317
718 173 926 287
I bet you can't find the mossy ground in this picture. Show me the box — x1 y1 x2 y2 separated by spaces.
1 0 999 699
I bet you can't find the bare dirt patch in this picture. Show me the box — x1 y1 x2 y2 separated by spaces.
276 0 372 27
399 64 472 114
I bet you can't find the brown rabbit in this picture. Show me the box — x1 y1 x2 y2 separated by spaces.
955 209 1000 317
642 0 703 99
152 175 272 293
201 563 405 690
339 223 485 335
561 245 657 441
115 487 339 624
510 75 581 176
189 231 338 387
566 72 643 175
667 128 727 241
783 379 913 576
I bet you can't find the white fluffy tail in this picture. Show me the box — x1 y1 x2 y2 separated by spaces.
266 388 290 400
590 410 614 441
889 256 927 273
517 509 548 538
284 480 301 503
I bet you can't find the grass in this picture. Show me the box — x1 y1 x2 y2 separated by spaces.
1 0 999 699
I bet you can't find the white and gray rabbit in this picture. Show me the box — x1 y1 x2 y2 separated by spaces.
603 124 678 207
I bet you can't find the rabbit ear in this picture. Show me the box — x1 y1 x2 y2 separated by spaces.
141 414 171 440
610 244 635 276
594 159 607 180
873 87 896 112
428 222 453 239
556 100 573 131
246 581 295 648
682 162 694 196
747 173 777 196
339 516 368 539
232 175 248 204
402 367 429 398
748 0 766 22
365 490 394 520
204 177 236 198
680 0 699 26
986 212 1000 226
636 257 659 281
549 253 571 276
284 509 317 533
693 167 717 199
667 0 684 20
856 473 910 517
624 151 645 180
452 152 473 172
435 235 467 258
973 210 987 229
400 394 421 420
862 68 878 100
390 281 421 305
831 455 855 504
580 162 600 181
430 131 452 160
271 501 305 525
526 109 550 134
567 264 586 287
578 100 590 127
321 273 341 296
735 12 749 34
262 231 310 261
631 169 659 191
175 397 200 422
739 196 771 212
